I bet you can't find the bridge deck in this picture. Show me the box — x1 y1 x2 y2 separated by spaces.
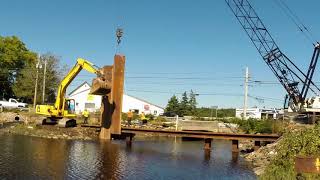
121 127 280 141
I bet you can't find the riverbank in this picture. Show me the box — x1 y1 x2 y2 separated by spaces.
1 122 100 140
241 123 320 179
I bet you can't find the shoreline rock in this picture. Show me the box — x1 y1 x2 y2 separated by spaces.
241 138 281 176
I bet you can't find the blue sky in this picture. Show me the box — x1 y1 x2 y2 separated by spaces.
1 0 320 108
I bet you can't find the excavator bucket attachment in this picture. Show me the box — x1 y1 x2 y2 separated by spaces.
90 66 113 95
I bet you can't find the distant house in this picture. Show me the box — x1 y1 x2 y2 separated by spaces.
68 82 164 116
235 108 283 119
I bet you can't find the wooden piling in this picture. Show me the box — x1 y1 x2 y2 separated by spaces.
126 134 133 146
231 140 239 152
204 138 212 150
254 141 261 151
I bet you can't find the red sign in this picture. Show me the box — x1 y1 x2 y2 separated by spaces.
144 104 150 110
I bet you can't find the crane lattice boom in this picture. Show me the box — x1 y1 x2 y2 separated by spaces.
226 0 320 110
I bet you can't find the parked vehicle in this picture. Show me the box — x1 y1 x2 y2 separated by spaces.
0 98 28 109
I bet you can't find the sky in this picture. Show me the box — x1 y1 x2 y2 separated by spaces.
1 0 320 108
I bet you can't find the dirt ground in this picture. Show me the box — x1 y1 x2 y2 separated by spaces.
1 122 100 140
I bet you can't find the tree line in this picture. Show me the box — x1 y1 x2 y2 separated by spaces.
165 90 197 116
0 35 66 103
165 91 235 117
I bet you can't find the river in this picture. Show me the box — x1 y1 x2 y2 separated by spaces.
0 134 256 179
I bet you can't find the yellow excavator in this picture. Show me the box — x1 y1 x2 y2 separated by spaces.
36 58 110 127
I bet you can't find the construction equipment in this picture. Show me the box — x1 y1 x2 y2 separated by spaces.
226 0 320 114
36 58 111 127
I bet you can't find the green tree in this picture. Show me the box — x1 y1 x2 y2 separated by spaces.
0 36 36 99
189 90 197 116
196 107 236 118
178 91 189 116
165 95 179 114
13 53 66 104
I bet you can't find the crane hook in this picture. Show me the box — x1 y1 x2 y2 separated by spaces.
116 28 123 45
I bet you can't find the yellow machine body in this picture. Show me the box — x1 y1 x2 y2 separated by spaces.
36 58 101 120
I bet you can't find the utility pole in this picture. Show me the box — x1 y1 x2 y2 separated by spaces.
243 67 249 120
211 106 218 120
33 55 42 108
216 108 218 119
42 58 47 103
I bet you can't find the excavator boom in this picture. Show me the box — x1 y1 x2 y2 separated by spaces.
36 58 110 122
54 58 101 112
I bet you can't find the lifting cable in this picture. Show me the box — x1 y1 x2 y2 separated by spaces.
115 0 125 54
273 0 317 46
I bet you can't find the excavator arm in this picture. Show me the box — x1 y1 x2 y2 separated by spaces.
36 58 107 119
54 58 101 111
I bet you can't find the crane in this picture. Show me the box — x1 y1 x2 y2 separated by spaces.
225 0 320 112
36 58 110 127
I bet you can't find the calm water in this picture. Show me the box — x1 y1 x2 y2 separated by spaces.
0 134 256 180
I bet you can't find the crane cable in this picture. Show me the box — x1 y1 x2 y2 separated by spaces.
115 0 125 54
273 0 318 46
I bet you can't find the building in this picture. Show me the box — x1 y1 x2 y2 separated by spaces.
235 107 283 119
68 82 164 116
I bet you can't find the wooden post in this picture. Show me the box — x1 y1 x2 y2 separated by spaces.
232 152 239 162
254 141 261 151
312 112 316 124
111 54 125 135
126 134 133 147
204 138 212 150
232 140 239 152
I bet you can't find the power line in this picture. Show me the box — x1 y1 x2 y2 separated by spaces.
278 0 317 43
273 0 316 45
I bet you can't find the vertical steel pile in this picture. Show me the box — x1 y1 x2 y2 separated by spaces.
90 54 125 140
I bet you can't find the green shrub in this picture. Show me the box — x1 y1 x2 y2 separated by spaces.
145 114 155 120
260 125 320 180
219 118 285 134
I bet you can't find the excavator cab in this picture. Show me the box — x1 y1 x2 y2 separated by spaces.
64 99 75 115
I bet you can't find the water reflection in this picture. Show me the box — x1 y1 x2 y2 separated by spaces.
0 135 256 180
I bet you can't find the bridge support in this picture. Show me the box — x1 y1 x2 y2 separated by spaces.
254 141 261 151
204 138 212 150
126 134 133 147
231 140 239 152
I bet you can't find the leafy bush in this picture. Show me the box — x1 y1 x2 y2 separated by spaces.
260 125 320 180
148 116 167 125
145 114 155 120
